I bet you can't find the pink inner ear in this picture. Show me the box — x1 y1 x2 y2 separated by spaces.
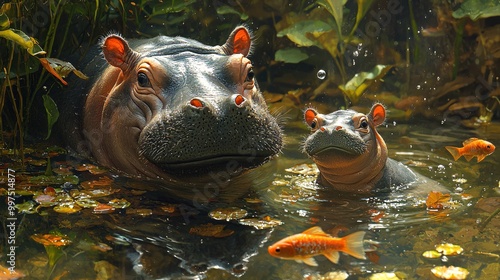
304 109 317 126
103 36 127 67
370 104 386 126
232 28 251 56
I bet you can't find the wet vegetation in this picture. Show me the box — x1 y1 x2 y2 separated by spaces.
1 0 500 279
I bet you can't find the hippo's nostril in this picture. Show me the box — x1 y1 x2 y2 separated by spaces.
232 94 246 107
190 98 204 108
335 126 342 131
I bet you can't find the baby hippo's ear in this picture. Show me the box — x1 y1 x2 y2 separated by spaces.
101 34 137 72
368 103 386 127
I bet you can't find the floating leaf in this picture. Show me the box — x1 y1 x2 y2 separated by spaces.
436 243 464 256
15 200 37 214
285 163 319 176
34 194 56 207
53 202 82 214
452 0 500 20
422 250 442 259
431 266 469 280
75 164 107 175
93 203 115 214
75 198 99 208
31 233 71 247
338 65 393 104
80 176 113 189
108 198 130 209
126 208 153 216
369 272 403 280
91 243 112 252
238 217 283 229
275 48 309 64
209 207 248 221
189 223 234 238
29 174 79 185
0 263 25 279
94 260 119 280
426 191 451 210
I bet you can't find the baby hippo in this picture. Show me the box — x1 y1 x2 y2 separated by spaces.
302 103 417 193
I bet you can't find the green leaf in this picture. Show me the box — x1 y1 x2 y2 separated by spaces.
317 0 346 37
349 0 375 38
42 94 59 140
275 48 309 63
0 12 10 30
216 5 249 21
277 20 333 47
338 65 393 104
452 0 500 20
29 174 79 185
0 28 46 56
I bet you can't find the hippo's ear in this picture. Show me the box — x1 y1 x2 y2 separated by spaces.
221 26 252 56
368 103 386 127
102 35 136 71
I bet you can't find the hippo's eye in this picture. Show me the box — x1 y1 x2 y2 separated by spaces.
310 121 317 129
360 119 369 129
137 72 151 87
245 68 255 82
275 247 281 253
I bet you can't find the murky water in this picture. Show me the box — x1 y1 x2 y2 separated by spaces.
2 116 500 279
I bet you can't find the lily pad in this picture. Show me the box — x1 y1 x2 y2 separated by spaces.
15 200 37 214
435 243 464 256
31 233 71 247
238 216 283 229
93 203 115 214
339 65 393 105
431 266 469 280
108 198 131 209
53 202 82 214
189 223 234 238
75 198 99 208
422 250 442 259
452 0 500 20
209 207 248 221
285 163 319 176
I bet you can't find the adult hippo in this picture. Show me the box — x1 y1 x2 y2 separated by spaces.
302 103 419 194
57 26 282 198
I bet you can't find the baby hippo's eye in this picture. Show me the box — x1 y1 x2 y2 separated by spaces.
360 119 369 129
138 72 151 87
275 247 281 253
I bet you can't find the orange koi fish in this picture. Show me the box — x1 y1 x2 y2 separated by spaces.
445 138 495 163
267 227 366 266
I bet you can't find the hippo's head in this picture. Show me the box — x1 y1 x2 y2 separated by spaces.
82 27 282 180
302 104 388 192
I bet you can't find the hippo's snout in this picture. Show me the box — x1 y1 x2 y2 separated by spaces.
139 94 282 175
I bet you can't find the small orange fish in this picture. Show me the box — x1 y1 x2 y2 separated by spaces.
267 227 366 266
445 138 495 163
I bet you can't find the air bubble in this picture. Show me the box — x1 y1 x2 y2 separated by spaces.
317 69 326 80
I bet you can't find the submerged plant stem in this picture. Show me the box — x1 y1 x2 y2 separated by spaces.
479 208 500 232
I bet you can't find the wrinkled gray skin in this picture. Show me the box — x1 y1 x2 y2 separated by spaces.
303 104 418 193
58 27 282 190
